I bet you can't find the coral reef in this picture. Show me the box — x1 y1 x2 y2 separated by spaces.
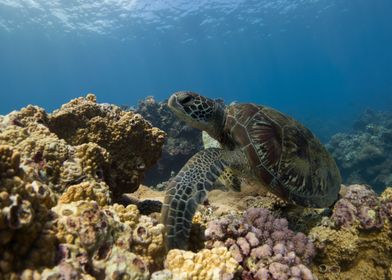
0 95 167 278
0 94 165 199
326 109 392 191
151 247 241 280
2 95 392 280
205 208 316 280
309 184 392 280
0 144 57 274
51 201 164 278
135 96 203 186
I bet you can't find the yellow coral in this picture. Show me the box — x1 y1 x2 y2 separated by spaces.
380 187 392 202
163 247 241 280
74 143 110 180
59 181 111 206
108 203 140 227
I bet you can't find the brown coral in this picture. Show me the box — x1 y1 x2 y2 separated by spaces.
48 94 165 198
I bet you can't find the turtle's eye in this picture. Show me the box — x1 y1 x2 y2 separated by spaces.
179 95 194 106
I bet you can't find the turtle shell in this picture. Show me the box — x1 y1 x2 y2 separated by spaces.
223 103 341 208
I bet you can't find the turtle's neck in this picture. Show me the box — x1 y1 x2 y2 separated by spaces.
208 104 232 148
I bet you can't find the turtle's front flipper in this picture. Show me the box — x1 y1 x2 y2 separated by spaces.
161 148 227 250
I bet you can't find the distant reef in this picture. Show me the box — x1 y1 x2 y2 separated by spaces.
0 95 391 279
326 109 392 192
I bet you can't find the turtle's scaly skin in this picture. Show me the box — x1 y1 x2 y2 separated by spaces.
161 148 228 250
161 91 341 250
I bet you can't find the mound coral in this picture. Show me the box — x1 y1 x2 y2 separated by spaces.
48 94 166 198
205 208 316 280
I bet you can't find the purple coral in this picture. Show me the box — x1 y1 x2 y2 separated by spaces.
205 208 316 280
331 184 384 230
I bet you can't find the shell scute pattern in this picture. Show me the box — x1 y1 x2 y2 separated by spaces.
225 103 340 207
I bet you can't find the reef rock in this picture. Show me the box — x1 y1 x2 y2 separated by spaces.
326 109 392 191
135 96 203 187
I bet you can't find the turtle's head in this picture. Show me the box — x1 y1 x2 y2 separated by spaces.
168 91 225 139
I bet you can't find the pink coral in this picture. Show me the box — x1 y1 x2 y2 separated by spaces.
205 208 316 279
331 184 385 230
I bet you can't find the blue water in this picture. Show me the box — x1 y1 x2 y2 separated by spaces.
0 0 391 141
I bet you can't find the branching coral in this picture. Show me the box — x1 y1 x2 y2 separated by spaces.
205 208 316 280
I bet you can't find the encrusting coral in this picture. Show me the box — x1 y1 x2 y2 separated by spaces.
331 184 384 230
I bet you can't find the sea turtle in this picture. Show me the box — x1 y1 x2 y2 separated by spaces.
161 91 341 250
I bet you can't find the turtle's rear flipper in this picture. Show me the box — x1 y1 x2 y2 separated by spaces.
161 148 227 250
